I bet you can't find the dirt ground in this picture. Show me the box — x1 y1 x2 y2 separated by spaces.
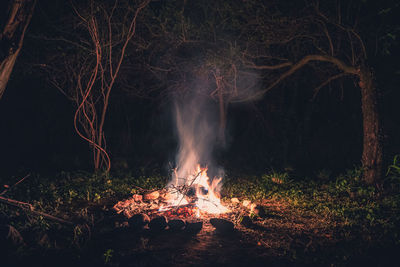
82 199 345 266
4 198 397 267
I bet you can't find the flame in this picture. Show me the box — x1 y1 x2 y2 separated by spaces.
164 164 229 215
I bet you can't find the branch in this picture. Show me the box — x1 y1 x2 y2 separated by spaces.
244 61 293 70
0 196 72 225
0 174 31 196
312 72 350 99
233 54 358 103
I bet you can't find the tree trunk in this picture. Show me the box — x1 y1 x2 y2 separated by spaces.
0 0 36 99
359 66 384 185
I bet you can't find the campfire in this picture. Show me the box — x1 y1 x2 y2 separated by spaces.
160 164 229 216
112 162 263 233
112 90 242 232
112 163 244 233
113 164 230 221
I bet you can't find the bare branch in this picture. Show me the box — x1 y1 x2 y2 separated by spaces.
233 54 358 103
312 72 350 99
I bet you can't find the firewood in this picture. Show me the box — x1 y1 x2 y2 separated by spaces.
144 191 160 200
0 196 72 225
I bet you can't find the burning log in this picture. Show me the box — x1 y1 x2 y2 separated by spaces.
156 204 198 218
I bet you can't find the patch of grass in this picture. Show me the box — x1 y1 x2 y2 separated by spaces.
1 163 400 266
223 166 400 239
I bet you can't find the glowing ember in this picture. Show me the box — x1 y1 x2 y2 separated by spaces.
158 204 199 218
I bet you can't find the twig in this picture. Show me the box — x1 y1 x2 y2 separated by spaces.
0 173 31 196
0 196 73 225
175 170 202 209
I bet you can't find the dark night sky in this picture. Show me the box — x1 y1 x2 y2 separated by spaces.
0 0 399 176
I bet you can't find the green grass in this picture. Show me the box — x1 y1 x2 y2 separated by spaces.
223 165 400 244
1 162 400 265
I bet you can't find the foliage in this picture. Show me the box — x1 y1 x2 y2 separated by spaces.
1 167 400 265
384 154 400 191
223 166 400 231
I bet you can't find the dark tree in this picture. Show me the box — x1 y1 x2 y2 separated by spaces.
0 0 36 99
44 0 149 171
130 0 387 184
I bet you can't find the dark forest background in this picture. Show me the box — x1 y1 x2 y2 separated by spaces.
0 0 399 177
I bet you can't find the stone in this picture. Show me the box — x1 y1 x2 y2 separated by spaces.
149 216 167 231
185 221 203 233
240 216 253 228
132 194 143 202
231 197 240 204
144 191 160 200
168 219 186 231
128 213 150 229
210 218 234 232
242 200 251 207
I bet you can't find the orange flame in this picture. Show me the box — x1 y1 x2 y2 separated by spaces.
163 164 229 215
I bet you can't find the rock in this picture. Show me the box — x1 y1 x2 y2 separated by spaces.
168 219 186 231
128 213 150 229
144 191 160 200
240 216 253 228
185 221 203 233
231 197 240 204
133 194 143 202
242 200 251 207
252 205 266 217
210 218 234 232
149 216 167 231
